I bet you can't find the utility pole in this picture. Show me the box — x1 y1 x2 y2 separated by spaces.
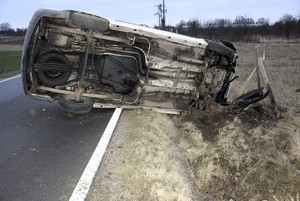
155 4 162 28
161 0 166 30
155 0 167 30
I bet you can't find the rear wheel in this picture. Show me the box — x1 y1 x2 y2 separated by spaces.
57 95 93 114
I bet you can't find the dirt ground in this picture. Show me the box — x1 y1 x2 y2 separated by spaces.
87 42 300 201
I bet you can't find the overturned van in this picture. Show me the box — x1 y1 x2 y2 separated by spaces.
21 9 266 114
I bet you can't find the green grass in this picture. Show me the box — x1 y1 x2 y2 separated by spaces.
0 51 22 77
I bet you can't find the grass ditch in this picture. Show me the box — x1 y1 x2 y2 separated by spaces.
88 110 206 201
90 105 300 200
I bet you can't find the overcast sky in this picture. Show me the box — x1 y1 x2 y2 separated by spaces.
0 0 299 29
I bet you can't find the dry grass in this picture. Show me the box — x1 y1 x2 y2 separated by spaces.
273 193 300 201
0 44 23 51
115 111 192 200
0 36 24 52
290 129 300 162
87 110 207 201
234 42 300 110
174 106 300 200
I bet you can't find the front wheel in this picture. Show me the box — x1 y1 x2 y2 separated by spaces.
57 95 93 114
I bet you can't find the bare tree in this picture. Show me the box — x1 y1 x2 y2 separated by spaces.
176 20 187 34
0 22 12 31
186 19 201 37
278 14 298 38
176 13 300 42
280 14 297 23
234 15 255 27
257 17 270 26
0 22 12 35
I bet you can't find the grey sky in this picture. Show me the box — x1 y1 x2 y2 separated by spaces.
0 0 299 29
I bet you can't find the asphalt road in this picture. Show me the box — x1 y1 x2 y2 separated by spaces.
0 76 114 201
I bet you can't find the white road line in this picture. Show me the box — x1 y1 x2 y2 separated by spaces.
0 74 21 83
69 108 122 201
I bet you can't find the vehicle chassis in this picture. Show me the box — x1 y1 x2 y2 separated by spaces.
22 9 268 114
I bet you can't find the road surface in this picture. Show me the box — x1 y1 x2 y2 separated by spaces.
0 76 114 201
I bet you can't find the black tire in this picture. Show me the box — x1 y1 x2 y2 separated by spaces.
36 52 72 87
70 12 109 33
207 40 235 60
57 95 93 114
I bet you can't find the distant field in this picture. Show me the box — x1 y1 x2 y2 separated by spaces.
0 36 24 45
0 36 24 77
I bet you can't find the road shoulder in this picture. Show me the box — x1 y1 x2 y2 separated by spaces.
87 109 207 201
